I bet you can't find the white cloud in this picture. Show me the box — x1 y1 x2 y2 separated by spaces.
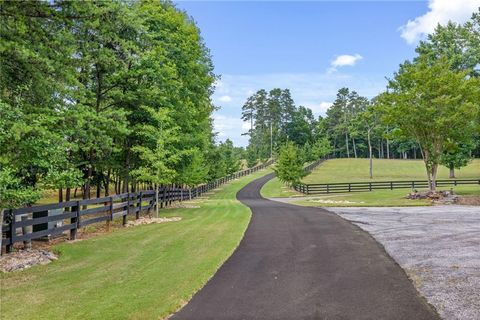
218 95 232 102
400 0 479 44
331 54 363 68
213 114 249 146
307 101 333 115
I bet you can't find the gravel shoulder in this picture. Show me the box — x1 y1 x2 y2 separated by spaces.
326 205 480 320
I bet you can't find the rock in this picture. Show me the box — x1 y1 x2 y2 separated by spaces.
0 249 58 273
125 216 181 227
406 189 459 204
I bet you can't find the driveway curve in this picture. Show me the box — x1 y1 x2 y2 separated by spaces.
172 173 438 320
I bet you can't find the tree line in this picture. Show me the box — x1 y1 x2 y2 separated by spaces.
0 0 244 212
248 11 480 188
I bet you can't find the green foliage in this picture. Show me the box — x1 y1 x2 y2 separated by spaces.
131 107 179 186
441 140 476 174
0 168 40 209
274 142 306 186
0 0 218 202
311 137 332 160
180 148 208 187
382 57 480 188
242 89 316 160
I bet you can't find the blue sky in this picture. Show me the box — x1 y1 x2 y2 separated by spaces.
175 0 479 146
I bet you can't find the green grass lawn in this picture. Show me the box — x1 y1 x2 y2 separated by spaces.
0 169 272 320
290 185 480 207
261 158 480 205
260 176 302 198
302 158 480 184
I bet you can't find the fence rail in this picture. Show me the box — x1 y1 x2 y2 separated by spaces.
2 160 273 253
294 179 480 195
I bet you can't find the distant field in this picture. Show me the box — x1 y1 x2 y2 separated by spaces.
302 158 480 184
261 159 480 204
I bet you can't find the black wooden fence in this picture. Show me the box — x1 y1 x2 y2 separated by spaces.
2 160 273 253
294 179 480 195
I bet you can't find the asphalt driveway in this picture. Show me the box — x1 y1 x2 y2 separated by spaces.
172 174 438 320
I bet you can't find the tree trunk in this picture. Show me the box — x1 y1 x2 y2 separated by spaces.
155 186 159 218
104 169 110 197
430 164 438 191
449 164 455 178
96 179 101 198
0 209 4 255
368 130 373 179
66 188 71 201
58 188 63 203
352 138 357 158
386 139 390 159
345 132 350 158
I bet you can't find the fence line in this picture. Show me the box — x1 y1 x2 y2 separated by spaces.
294 179 480 195
2 160 274 253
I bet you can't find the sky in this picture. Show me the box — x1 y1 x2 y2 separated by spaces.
175 0 480 147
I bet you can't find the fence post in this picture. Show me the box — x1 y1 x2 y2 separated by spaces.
108 196 114 232
327 184 329 194
348 184 351 192
390 182 393 190
137 192 142 219
70 201 80 240
369 182 372 191
6 210 14 253
306 184 309 195
123 194 129 226
21 215 32 249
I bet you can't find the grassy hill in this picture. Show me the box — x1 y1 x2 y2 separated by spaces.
302 158 480 184
261 159 479 206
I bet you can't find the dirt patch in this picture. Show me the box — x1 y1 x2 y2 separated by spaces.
456 196 480 206
0 249 58 273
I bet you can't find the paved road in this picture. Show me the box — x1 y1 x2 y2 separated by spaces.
172 174 438 320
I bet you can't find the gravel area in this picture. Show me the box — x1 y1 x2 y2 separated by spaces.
327 206 480 320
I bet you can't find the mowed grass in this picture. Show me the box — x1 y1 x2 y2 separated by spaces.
0 169 271 320
291 185 480 207
260 176 302 198
302 158 480 184
261 159 479 206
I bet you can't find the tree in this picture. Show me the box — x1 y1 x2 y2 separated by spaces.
311 137 332 160
180 148 208 199
352 103 379 179
382 58 480 190
274 142 306 186
131 107 179 217
0 168 40 252
441 140 476 178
